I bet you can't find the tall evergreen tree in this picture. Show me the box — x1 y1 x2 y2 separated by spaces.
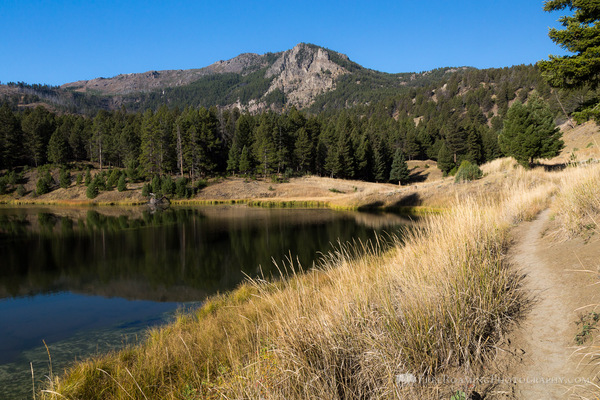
0 103 21 168
47 127 70 165
372 137 389 182
239 146 252 176
91 110 110 170
22 106 54 167
538 0 600 90
355 134 373 181
437 143 455 175
465 124 483 165
139 109 160 177
499 97 564 167
538 0 600 120
389 148 410 185
253 113 278 176
294 127 313 174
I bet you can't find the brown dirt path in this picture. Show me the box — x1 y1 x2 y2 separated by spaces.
501 209 600 399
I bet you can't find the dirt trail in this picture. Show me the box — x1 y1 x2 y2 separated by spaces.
505 209 599 399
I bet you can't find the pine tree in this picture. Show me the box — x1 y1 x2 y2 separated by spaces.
465 124 483 165
0 103 21 169
293 127 313 174
437 143 455 175
22 106 54 167
59 168 71 189
36 169 53 195
389 148 410 185
47 129 70 165
499 97 564 167
117 173 127 192
335 131 355 179
355 134 373 181
196 107 222 177
403 125 421 160
226 145 240 175
139 109 160 177
161 175 175 196
538 1 600 90
538 1 600 121
253 113 278 177
372 138 389 183
91 110 110 170
86 177 99 199
239 146 252 176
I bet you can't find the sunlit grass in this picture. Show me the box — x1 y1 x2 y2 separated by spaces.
40 161 563 399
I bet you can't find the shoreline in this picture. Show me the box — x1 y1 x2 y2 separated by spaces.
38 159 573 399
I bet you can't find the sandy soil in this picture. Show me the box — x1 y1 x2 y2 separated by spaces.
494 210 600 399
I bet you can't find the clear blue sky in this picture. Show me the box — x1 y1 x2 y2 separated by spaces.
0 0 568 86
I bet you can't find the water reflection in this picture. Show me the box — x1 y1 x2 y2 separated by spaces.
0 206 411 301
0 205 411 399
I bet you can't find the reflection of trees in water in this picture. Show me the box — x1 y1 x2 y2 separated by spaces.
0 207 405 301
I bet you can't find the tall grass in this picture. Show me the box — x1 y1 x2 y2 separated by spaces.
552 163 600 238
41 167 557 400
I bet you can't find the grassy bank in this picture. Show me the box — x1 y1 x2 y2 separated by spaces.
551 163 600 398
37 161 563 400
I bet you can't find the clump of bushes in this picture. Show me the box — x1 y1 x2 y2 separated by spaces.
36 169 54 195
454 161 483 183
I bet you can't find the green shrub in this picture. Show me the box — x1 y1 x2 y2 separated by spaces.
117 174 127 192
86 177 99 199
7 170 19 185
141 183 150 197
175 177 189 198
36 170 53 195
16 184 26 197
126 161 140 182
454 160 483 183
161 175 175 196
0 176 8 195
84 169 92 186
96 174 107 191
107 169 121 189
75 173 83 186
59 168 71 189
151 175 161 195
196 179 208 190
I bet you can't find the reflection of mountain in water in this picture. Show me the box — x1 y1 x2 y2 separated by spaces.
0 206 409 301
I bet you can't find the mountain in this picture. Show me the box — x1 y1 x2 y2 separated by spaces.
1 43 543 116
59 43 404 112
1 43 454 114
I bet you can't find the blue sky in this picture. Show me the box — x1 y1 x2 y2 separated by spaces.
0 0 568 86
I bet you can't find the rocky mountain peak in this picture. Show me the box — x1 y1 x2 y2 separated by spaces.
264 43 349 108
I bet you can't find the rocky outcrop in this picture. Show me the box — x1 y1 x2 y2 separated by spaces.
264 43 348 108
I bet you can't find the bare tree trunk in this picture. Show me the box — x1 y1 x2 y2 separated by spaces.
99 138 103 171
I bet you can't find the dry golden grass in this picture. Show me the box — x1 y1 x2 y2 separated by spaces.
548 163 600 399
551 163 600 239
39 161 564 400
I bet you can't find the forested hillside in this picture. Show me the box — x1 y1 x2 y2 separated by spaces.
1 45 598 190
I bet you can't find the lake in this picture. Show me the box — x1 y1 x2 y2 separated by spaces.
0 205 410 399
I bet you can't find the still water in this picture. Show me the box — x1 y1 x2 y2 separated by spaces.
0 205 409 398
